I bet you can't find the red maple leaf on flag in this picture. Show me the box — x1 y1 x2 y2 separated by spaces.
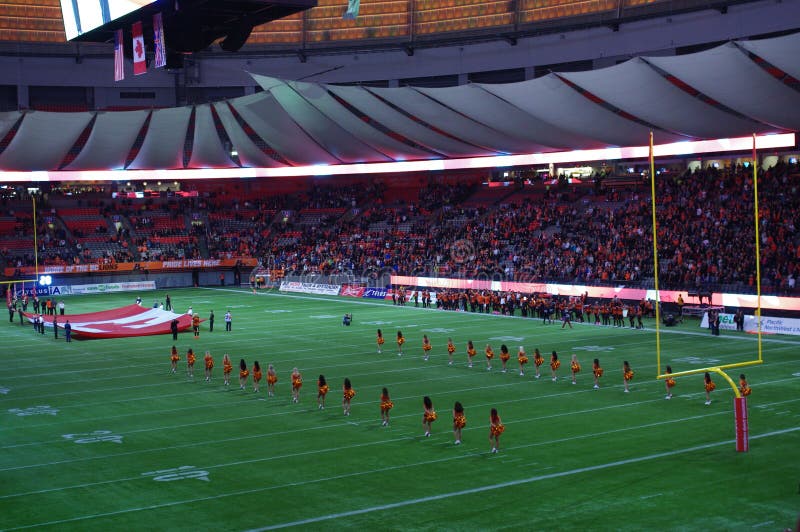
135 39 144 59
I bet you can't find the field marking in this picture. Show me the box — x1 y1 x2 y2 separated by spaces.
7 425 797 531
252 426 800 531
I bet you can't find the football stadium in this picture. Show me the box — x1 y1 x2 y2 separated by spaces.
1 0 799 530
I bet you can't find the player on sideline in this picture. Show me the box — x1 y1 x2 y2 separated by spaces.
317 375 328 410
533 348 544 379
380 387 393 426
267 364 277 397
222 354 232 387
664 365 676 399
170 346 180 374
186 348 196 380
396 331 405 356
570 354 581 384
489 408 504 454
422 334 432 361
204 350 214 382
422 396 437 437
453 401 466 445
499 344 511 373
466 340 477 368
291 367 303 403
592 358 603 389
704 372 716 405
239 359 249 390
739 374 751 397
517 346 528 376
343 378 355 416
447 337 456 366
550 351 561 382
376 329 384 354
623 361 634 393
485 344 494 371
252 361 262 393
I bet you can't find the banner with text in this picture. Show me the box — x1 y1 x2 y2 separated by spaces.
71 281 157 295
280 282 340 296
700 312 800 336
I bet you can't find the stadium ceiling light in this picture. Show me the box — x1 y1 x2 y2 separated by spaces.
0 133 793 183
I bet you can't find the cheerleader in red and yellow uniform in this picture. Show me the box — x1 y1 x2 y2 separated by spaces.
570 353 581 385
453 401 466 445
704 372 716 405
222 353 232 387
186 348 196 379
266 364 277 397
489 408 504 454
252 361 262 393
592 358 603 389
447 338 456 366
466 341 477 368
623 361 634 393
550 351 561 382
423 396 437 437
192 313 200 338
517 346 528 376
204 350 213 382
376 329 385 354
422 334 432 362
484 344 495 371
343 377 355 416
238 359 249 390
664 364 676 399
533 348 544 379
317 374 328 410
170 346 180 374
396 331 405 356
499 344 511 373
739 374 751 397
380 387 393 426
291 367 302 403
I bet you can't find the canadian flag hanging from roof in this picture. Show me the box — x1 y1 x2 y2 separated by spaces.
132 21 147 76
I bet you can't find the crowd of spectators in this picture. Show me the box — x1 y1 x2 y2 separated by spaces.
1 162 798 295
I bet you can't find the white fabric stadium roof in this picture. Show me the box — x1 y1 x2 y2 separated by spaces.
0 32 798 172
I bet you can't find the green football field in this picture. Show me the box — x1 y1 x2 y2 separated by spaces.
1 287 798 531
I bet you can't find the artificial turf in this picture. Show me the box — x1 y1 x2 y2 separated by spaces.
1 287 798 531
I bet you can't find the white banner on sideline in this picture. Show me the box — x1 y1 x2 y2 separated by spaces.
700 312 800 336
71 281 157 295
279 281 340 296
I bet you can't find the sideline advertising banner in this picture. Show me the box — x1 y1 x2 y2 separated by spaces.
280 282 340 296
700 312 800 336
71 281 157 295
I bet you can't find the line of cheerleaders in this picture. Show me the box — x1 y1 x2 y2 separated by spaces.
376 329 754 404
168 344 505 451
167 330 753 450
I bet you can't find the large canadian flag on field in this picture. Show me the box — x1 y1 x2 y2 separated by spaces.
132 21 147 76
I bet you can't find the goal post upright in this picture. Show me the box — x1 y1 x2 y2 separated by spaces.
649 131 663 377
752 133 763 363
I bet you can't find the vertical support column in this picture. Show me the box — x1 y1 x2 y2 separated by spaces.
734 397 749 452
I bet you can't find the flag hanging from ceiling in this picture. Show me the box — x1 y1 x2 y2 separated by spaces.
153 13 167 69
343 0 360 19
132 21 147 76
114 28 125 81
